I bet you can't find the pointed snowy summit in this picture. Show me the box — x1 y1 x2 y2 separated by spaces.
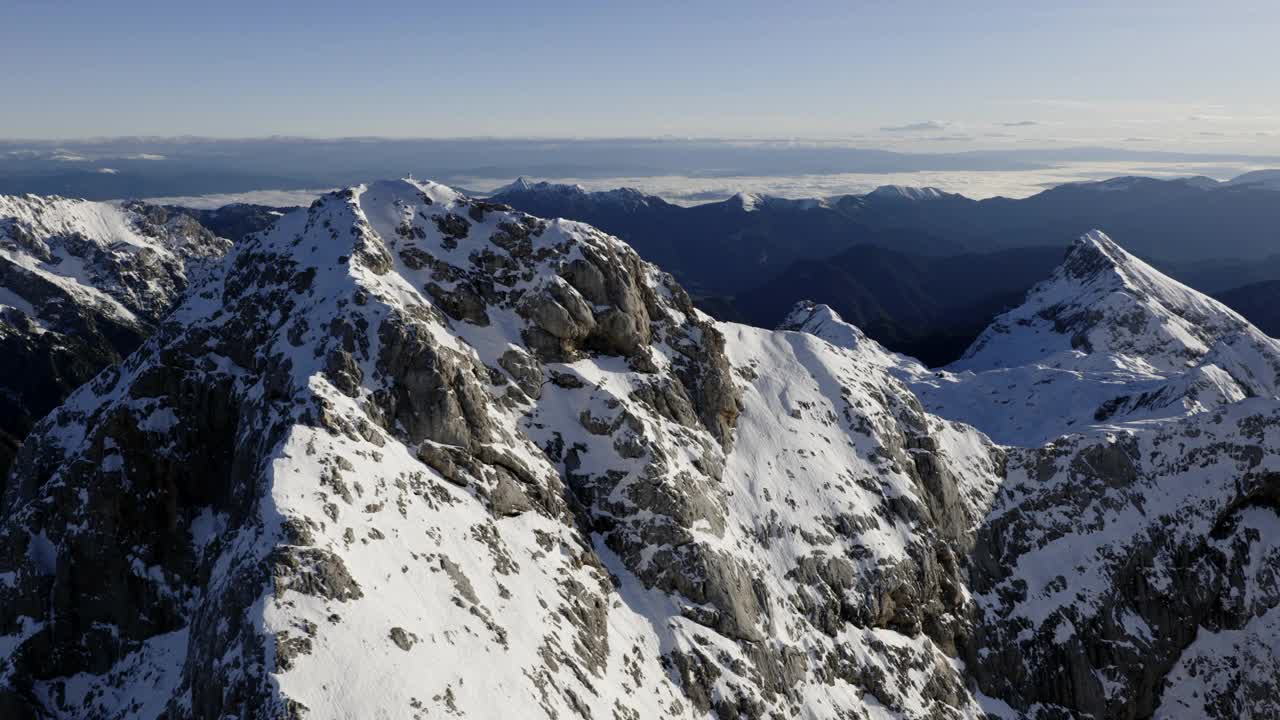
781 231 1280 446
958 229 1272 374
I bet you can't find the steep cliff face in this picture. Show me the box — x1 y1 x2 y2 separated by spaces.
968 404 1280 719
0 195 231 477
2 183 1279 719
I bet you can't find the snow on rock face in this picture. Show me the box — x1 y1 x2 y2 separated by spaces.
769 364 1280 720
1155 501 1280 719
730 191 762 211
0 178 727 718
712 321 1004 715
780 300 909 372
1 178 1006 719
0 194 231 478
785 285 1280 716
722 193 832 212
967 402 1280 718
0 195 229 328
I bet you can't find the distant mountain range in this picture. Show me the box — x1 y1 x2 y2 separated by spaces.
491 170 1280 268
829 173 1280 263
488 179 963 295
7 137 1280 201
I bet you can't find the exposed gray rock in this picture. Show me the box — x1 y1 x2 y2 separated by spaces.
389 627 417 651
498 348 543 400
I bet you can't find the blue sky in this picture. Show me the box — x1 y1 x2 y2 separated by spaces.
4 0 1279 150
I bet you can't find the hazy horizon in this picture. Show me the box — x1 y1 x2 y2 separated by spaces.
4 135 1279 203
6 2 1280 153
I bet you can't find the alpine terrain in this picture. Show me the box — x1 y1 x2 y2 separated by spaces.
0 195 231 479
1 179 1278 720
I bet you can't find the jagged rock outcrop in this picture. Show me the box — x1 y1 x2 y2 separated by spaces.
0 195 231 478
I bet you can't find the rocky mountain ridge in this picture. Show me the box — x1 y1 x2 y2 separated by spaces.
0 181 1277 719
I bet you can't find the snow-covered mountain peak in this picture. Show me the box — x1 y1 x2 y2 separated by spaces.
489 177 653 211
779 233 1280 446
385 176 467 204
780 300 860 339
959 229 1269 373
916 230 1280 442
499 175 535 193
0 193 232 492
865 185 950 201
491 176 588 196
0 177 1019 718
1057 227 1149 286
0 194 229 327
2 178 765 717
728 192 833 212
729 190 762 211
590 185 653 208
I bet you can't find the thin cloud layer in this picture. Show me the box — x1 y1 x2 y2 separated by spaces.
881 121 949 132
143 188 335 209
459 159 1275 205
